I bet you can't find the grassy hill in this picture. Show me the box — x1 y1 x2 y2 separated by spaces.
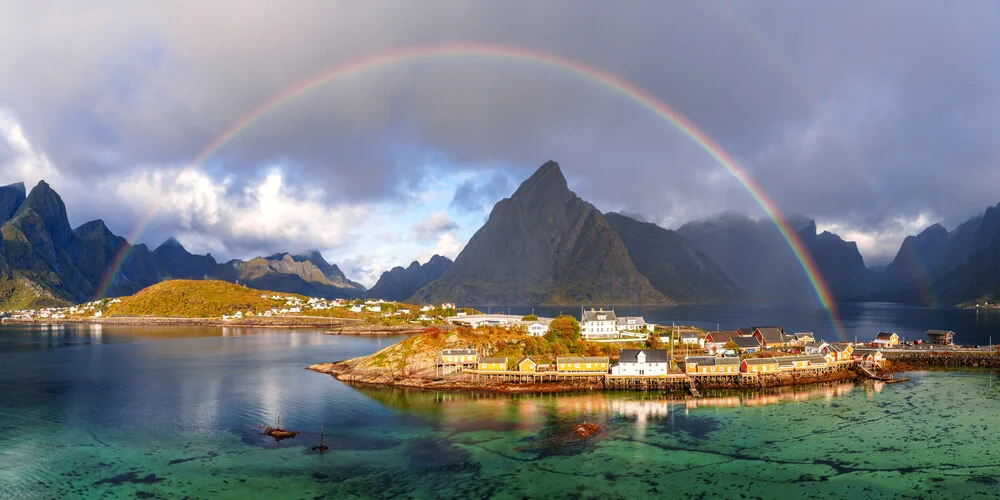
104 279 308 318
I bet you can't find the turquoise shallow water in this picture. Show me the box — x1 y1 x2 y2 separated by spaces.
2 324 1000 499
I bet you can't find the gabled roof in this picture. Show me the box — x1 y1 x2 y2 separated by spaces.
800 354 829 365
733 337 762 348
742 357 779 365
480 357 507 364
794 333 815 340
705 331 740 343
926 329 955 336
754 327 787 344
557 356 610 364
617 316 646 326
619 349 669 363
517 357 536 366
684 356 718 366
875 331 897 340
852 348 882 357
680 332 699 339
776 357 797 367
716 357 740 365
582 308 618 322
442 349 477 356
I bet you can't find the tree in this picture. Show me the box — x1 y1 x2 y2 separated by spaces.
521 314 538 321
548 315 581 343
647 334 664 349
723 339 740 353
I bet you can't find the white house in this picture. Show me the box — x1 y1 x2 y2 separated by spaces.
525 322 549 337
420 305 434 312
617 316 653 333
367 305 382 313
581 308 619 340
349 305 363 313
610 349 669 376
455 311 467 317
441 303 456 309
680 332 703 347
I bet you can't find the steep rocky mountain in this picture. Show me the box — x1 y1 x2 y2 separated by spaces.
228 252 365 299
677 212 872 301
932 233 1000 304
603 212 741 302
876 203 1000 301
367 255 452 302
875 202 1000 304
0 182 26 226
0 180 365 310
412 161 666 306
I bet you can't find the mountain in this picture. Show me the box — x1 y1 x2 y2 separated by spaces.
367 255 452 302
677 212 872 301
412 161 666 306
602 212 741 302
877 202 1000 304
228 252 365 299
0 180 365 310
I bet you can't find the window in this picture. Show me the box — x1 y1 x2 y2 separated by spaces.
586 363 592 369
575 363 580 369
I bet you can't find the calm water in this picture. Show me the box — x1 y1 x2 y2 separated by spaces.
2 309 1000 499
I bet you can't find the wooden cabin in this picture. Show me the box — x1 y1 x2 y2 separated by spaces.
684 356 739 374
556 356 609 373
741 357 779 373
440 349 478 364
872 332 899 348
926 330 955 345
478 357 508 371
517 357 537 373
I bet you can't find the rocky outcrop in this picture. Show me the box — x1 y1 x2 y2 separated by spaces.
412 161 666 306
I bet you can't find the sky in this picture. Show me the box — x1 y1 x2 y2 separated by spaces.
1 1 998 286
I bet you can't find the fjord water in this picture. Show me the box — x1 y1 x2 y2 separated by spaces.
2 309 1000 499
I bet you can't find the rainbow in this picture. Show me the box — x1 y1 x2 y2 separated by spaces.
97 42 844 338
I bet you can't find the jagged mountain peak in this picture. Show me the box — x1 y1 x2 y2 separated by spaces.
510 160 571 204
0 181 27 224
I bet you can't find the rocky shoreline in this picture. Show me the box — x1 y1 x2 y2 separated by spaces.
883 350 1000 370
307 361 864 394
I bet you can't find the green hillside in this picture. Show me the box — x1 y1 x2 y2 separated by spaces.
104 279 308 318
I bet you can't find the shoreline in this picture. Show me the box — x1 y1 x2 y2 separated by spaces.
306 361 865 394
310 350 1000 395
0 316 440 333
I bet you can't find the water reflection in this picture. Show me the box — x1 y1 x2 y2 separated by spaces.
356 381 859 434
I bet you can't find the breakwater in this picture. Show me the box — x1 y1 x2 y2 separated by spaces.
883 350 1000 370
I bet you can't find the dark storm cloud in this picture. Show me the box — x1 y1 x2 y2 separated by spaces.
0 0 997 260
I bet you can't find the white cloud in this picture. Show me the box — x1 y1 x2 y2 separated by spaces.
421 232 465 262
412 209 459 241
817 212 935 266
108 166 368 256
0 109 66 188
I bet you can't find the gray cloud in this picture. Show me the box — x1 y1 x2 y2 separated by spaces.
0 0 997 265
450 172 515 213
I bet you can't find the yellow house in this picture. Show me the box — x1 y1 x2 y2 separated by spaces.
441 349 478 364
478 357 508 371
741 357 779 373
873 332 899 348
556 356 609 372
684 356 739 374
517 357 537 373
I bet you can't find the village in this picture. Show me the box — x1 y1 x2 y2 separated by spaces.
0 292 469 325
432 308 970 392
